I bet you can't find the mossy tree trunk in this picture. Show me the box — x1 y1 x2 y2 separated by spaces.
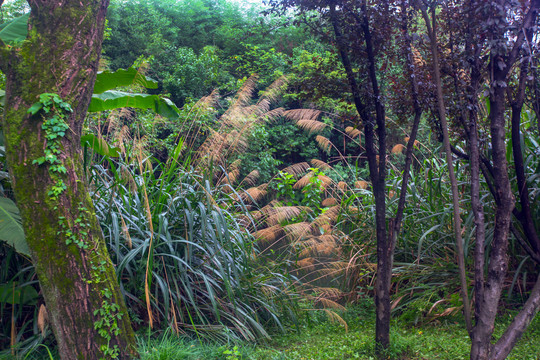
0 1 137 359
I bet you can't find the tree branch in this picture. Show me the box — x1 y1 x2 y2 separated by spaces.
491 273 540 360
392 1 422 244
509 45 540 256
506 0 540 73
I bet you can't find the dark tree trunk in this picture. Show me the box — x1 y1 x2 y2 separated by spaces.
330 1 422 355
0 1 137 359
469 1 540 359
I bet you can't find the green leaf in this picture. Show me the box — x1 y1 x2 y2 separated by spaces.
0 13 29 45
81 134 120 158
88 91 180 119
0 197 29 256
0 282 38 305
94 67 159 94
27 101 43 115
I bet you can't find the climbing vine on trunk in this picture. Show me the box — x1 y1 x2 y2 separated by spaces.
0 1 137 359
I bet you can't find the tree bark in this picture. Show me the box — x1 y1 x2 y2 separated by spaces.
418 4 472 333
470 1 540 358
328 3 390 353
0 1 137 359
510 60 540 257
331 2 423 354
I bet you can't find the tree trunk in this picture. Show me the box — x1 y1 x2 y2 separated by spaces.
418 4 472 332
470 2 539 358
0 1 137 359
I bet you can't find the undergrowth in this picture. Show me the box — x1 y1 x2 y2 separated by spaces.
132 301 540 360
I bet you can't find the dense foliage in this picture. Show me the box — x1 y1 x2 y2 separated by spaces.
1 0 540 358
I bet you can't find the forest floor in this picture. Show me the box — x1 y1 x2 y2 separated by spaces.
136 300 540 360
8 299 540 359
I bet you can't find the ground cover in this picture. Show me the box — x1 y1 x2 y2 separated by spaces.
132 301 540 360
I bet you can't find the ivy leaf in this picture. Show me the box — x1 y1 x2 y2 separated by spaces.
27 102 43 115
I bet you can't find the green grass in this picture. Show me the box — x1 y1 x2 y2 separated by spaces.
133 302 540 360
3 302 539 359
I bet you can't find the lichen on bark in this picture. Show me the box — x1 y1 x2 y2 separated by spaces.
0 1 137 359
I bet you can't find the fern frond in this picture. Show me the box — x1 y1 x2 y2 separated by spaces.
299 242 337 257
319 175 332 189
197 89 220 109
337 181 348 191
355 180 369 189
319 299 346 312
299 236 321 250
404 136 421 147
283 222 313 241
391 144 405 154
252 98 271 117
230 74 259 109
296 119 327 134
241 170 261 188
283 109 321 122
250 210 263 222
313 287 344 299
293 172 314 189
322 197 338 207
319 233 338 244
313 205 340 226
259 75 288 105
310 159 333 170
345 126 362 139
323 309 348 332
261 107 285 122
253 225 285 245
296 257 316 272
325 261 349 271
281 162 310 177
320 224 333 234
219 168 240 186
315 135 332 153
266 206 306 226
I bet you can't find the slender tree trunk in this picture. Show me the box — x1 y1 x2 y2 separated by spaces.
470 59 515 360
331 2 424 354
419 4 472 332
0 1 137 359
329 3 390 352
510 61 540 255
392 0 423 256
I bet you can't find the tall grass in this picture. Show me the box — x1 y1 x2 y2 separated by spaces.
90 140 299 342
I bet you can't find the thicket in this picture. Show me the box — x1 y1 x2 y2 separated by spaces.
0 0 539 359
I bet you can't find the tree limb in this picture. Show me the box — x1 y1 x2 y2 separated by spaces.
418 0 472 332
506 0 540 74
491 273 540 360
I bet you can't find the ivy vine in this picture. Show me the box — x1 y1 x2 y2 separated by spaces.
28 93 72 200
29 93 122 359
